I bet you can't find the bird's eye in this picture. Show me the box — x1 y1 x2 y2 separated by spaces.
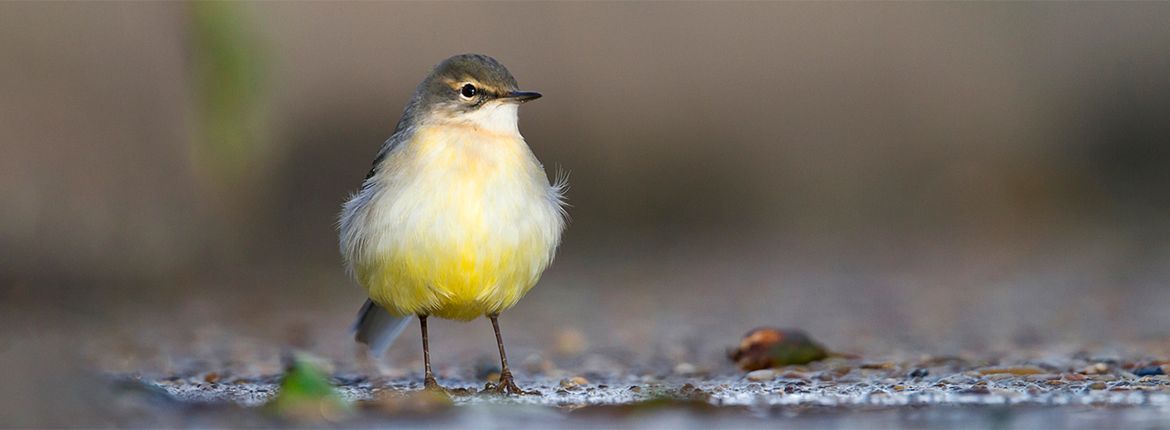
460 84 478 99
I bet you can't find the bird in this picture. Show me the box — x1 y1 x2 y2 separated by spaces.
339 54 567 395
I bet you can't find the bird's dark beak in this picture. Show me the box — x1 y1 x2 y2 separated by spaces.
501 91 542 103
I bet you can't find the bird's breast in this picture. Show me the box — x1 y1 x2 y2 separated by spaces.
345 125 565 319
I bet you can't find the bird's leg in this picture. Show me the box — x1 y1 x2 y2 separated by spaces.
419 315 442 391
484 315 538 395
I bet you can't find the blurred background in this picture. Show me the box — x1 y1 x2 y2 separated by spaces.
3 2 1170 423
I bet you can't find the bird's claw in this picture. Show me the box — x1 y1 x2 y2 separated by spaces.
482 372 539 396
422 377 475 397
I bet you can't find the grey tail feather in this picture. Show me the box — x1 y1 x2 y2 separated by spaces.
351 299 412 358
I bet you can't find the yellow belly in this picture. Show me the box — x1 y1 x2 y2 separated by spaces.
356 230 553 321
342 125 565 321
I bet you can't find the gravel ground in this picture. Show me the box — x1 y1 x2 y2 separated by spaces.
9 247 1170 428
109 352 1170 428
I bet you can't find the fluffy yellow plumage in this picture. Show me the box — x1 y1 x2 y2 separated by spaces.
350 124 565 321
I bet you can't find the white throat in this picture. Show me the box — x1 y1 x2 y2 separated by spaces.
458 102 520 135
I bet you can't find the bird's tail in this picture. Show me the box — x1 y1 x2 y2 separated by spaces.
351 299 411 357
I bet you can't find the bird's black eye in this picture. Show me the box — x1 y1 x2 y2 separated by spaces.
460 84 478 99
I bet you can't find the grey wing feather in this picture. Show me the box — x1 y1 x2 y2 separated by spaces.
351 300 411 357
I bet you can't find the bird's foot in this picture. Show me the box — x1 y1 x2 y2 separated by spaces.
422 376 474 397
423 376 444 392
482 371 539 396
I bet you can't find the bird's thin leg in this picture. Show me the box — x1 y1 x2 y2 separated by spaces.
484 315 538 395
419 315 441 391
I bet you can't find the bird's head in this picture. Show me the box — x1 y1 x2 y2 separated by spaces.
411 54 541 135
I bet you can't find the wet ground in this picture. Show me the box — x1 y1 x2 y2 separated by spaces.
7 242 1170 427
107 347 1170 428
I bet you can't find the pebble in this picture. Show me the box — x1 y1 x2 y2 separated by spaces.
559 376 589 389
729 328 829 371
746 369 777 382
1134 366 1165 377
779 371 810 381
1024 374 1061 382
674 363 698 376
977 367 1044 376
959 386 991 395
1081 363 1109 375
1088 374 1119 382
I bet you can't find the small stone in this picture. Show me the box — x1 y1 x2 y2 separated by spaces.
909 368 929 378
628 386 641 393
203 372 220 383
746 369 777 382
559 376 589 389
1024 374 1062 382
959 386 990 395
1134 366 1165 377
1081 363 1109 375
977 367 1044 376
728 328 829 371
1089 382 1107 390
674 362 698 375
779 371 810 381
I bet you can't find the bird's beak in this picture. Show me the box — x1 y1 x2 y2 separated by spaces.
501 91 542 104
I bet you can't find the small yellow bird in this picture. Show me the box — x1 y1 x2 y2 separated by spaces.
339 54 567 394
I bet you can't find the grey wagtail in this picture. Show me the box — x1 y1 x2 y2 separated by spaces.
340 54 567 394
